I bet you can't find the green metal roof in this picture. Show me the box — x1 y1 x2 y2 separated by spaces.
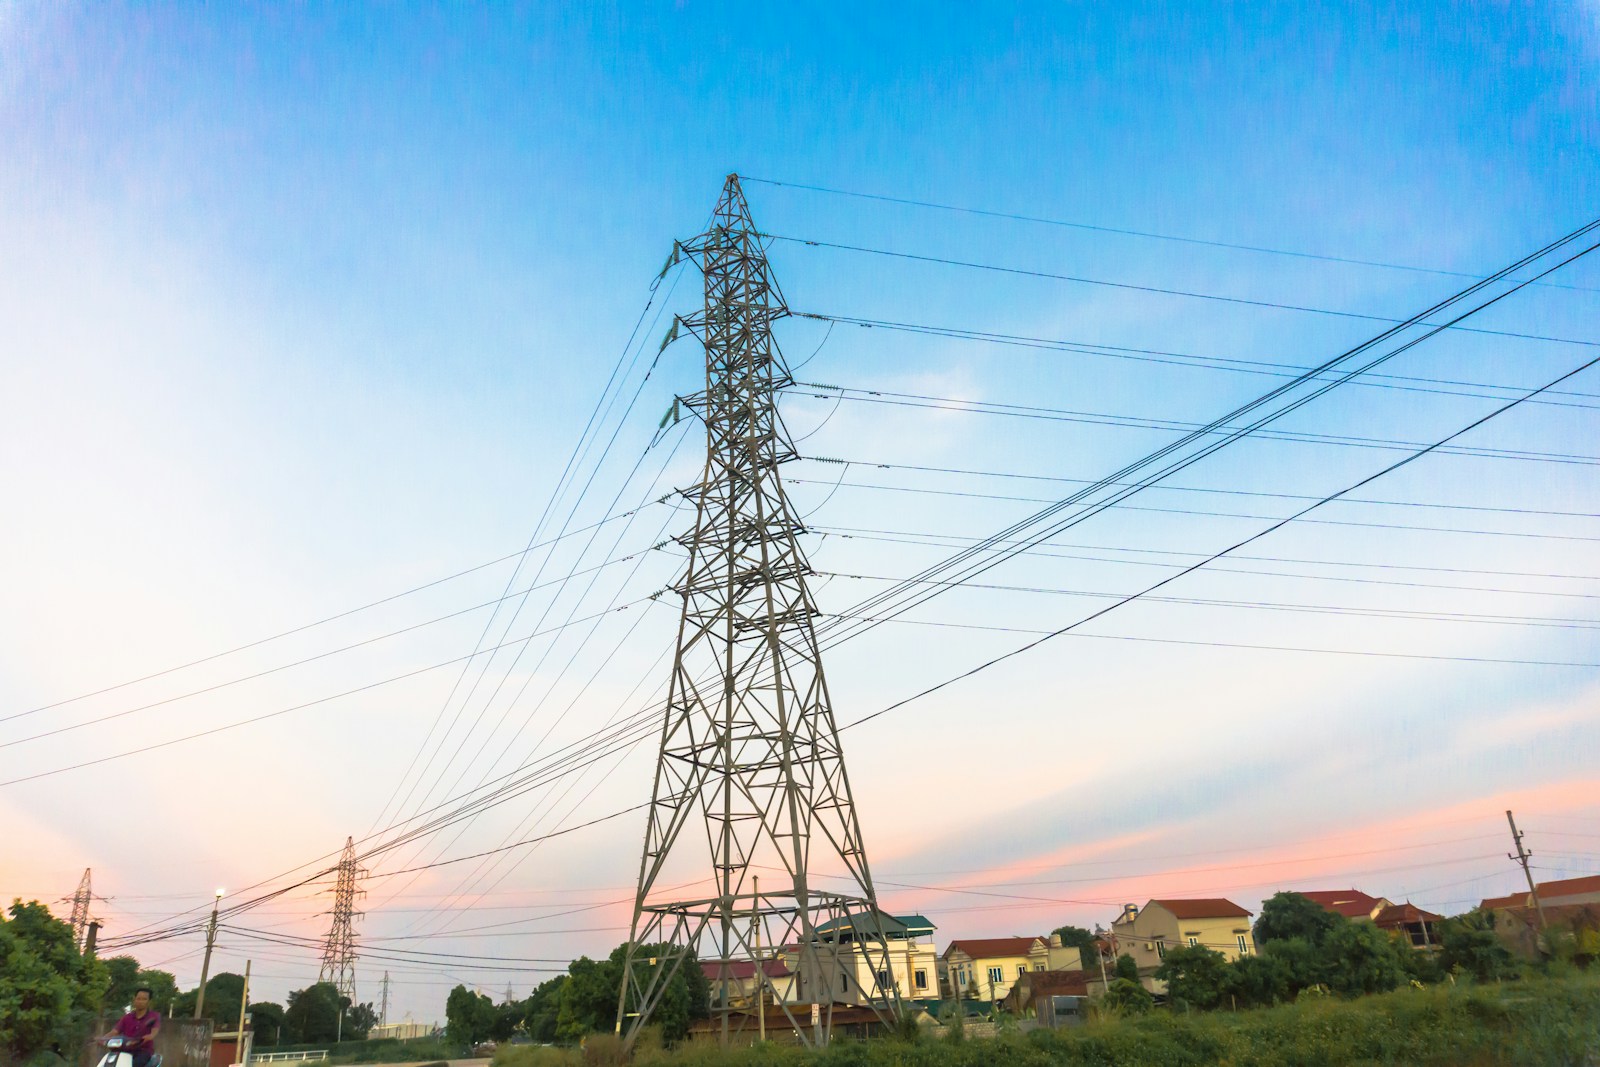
812 912 937 937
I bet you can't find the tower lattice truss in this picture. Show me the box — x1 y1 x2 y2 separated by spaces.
319 836 365 1001
618 176 899 1048
69 868 93 951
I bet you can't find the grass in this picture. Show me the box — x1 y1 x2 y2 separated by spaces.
489 973 1600 1066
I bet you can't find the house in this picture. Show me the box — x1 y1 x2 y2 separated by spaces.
1481 874 1600 912
702 958 798 1008
1297 889 1393 921
1027 932 1089 973
1109 899 1256 972
941 937 1037 1003
786 912 938 1006
1372 902 1442 948
999 968 1090 1017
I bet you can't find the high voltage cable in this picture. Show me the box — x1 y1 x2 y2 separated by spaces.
845 323 1600 732
368 259 689 837
0 544 681 750
801 222 1600 657
800 457 1600 520
767 234 1600 348
793 312 1600 409
809 522 1600 590
739 175 1600 295
824 613 1600 670
815 572 1600 631
94 216 1597 954
0 506 668 729
790 478 1600 543
788 388 1600 466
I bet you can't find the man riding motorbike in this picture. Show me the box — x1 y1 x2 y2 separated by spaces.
101 987 162 1067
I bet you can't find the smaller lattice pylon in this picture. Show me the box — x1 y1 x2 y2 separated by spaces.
317 837 366 1002
68 869 93 951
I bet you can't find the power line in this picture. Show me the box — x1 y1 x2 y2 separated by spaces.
739 175 1600 295
767 234 1600 348
847 312 1600 732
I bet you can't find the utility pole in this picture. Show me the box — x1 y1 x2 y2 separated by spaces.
69 869 93 950
752 875 765 1043
194 888 224 1019
615 174 898 1052
235 960 252 1067
380 972 390 1028
85 921 101 958
1506 810 1548 933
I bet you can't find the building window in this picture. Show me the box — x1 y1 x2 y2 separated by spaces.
1155 940 1166 959
987 966 1003 986
1237 935 1249 955
1034 963 1044 971
877 970 891 990
840 971 850 990
914 970 927 990
957 969 967 987
1188 937 1199 948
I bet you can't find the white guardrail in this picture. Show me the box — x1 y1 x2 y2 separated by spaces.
250 1053 328 1063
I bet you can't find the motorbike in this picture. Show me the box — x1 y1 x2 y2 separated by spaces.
97 1035 162 1067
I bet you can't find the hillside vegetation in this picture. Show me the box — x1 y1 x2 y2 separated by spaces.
490 973 1600 1067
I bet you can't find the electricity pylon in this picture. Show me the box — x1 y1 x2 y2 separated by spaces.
616 175 898 1049
318 837 365 1001
69 869 93 951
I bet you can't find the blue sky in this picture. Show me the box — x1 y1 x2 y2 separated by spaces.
3 0 1598 1019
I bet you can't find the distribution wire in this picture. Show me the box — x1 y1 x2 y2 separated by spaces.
738 174 1600 296
845 314 1600 732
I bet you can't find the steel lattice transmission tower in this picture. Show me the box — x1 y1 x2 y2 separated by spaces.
68 869 93 951
318 837 365 1001
616 175 898 1049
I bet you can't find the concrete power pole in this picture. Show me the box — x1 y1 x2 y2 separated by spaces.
194 889 224 1019
615 175 898 1051
1506 810 1549 934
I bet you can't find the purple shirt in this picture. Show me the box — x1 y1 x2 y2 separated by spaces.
115 1010 161 1048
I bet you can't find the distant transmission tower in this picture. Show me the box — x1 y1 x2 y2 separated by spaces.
68 869 93 951
616 175 898 1048
379 972 390 1027
318 837 365 1001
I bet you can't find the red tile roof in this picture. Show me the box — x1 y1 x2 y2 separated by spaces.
943 937 1038 959
1147 898 1251 920
700 958 792 981
1298 889 1386 919
1482 874 1600 912
1374 902 1441 926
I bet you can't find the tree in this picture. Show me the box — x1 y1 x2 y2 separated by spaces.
445 986 495 1046
553 958 616 1042
196 973 247 1027
284 983 343 1044
343 1002 377 1040
1260 936 1328 995
1321 921 1406 996
1101 978 1153 1015
522 976 566 1044
1220 951 1291 1008
1051 925 1096 950
606 942 708 1043
248 1002 286 1047
1154 944 1228 1011
135 970 180 1016
1438 909 1517 982
1254 892 1343 947
1113 954 1140 983
0 900 106 1062
103 957 143 1016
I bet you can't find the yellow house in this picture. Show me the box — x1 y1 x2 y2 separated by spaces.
1110 899 1255 973
941 937 1037 1003
1027 933 1089 973
792 913 939 1005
